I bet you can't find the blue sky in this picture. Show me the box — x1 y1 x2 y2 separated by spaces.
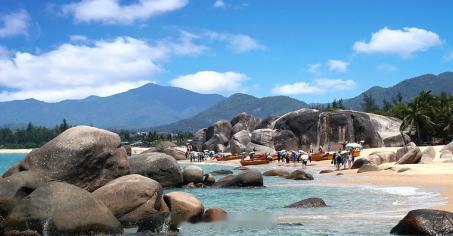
0 0 452 103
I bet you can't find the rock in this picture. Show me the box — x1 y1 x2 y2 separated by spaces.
440 149 453 160
204 120 233 150
203 174 216 186
284 197 327 208
263 169 290 177
191 128 207 152
4 182 121 235
420 147 436 164
319 169 334 174
396 147 422 164
92 174 163 226
441 141 453 153
357 164 380 173
286 169 314 180
213 170 263 188
182 182 196 189
251 129 275 148
273 129 299 151
234 166 249 171
2 126 129 192
128 152 183 188
210 169 234 175
351 158 371 169
230 112 259 133
367 151 396 165
123 144 132 156
182 165 204 184
203 208 227 222
0 171 49 218
246 142 276 155
390 209 453 235
255 116 279 129
336 173 344 176
397 167 411 173
229 130 251 154
163 192 204 229
163 146 187 161
383 133 410 147
136 212 171 234
396 142 417 160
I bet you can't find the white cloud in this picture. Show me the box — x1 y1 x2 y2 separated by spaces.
170 71 247 94
307 64 321 73
206 32 264 53
377 63 397 72
0 10 30 37
327 59 349 72
0 36 198 102
213 0 225 8
69 34 88 42
62 0 188 24
272 79 356 95
353 27 442 58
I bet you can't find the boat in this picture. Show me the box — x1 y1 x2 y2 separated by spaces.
216 154 242 161
309 152 333 161
240 159 270 166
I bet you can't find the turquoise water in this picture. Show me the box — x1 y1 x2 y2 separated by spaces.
0 154 447 235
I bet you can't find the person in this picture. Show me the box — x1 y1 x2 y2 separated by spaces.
277 151 282 163
318 145 323 153
291 150 297 164
249 148 256 160
327 144 331 152
301 152 309 169
241 145 246 161
335 152 342 170
197 152 204 162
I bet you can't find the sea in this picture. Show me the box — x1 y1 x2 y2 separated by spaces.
0 154 447 236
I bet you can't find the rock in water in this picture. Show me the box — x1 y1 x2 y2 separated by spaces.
357 164 380 173
390 209 453 235
284 198 327 208
4 182 122 235
420 147 436 164
213 170 264 188
286 169 314 180
209 169 234 176
128 152 183 188
163 192 204 229
203 174 216 186
263 169 290 177
351 158 371 169
92 174 163 226
396 147 422 164
182 165 204 184
2 126 129 192
203 208 227 222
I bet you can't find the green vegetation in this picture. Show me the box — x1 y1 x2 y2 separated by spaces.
0 119 70 149
363 91 453 145
115 130 193 146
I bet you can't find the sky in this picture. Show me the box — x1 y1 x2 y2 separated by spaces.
0 0 452 103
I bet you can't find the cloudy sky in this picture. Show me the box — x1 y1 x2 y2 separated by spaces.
0 0 452 103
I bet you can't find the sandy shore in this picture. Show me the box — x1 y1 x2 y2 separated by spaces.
0 149 33 154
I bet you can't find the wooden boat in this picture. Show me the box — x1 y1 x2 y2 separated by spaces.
240 159 269 166
216 154 242 161
309 152 333 161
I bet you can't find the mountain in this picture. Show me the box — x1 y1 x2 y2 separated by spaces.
0 83 225 129
343 72 453 110
157 93 308 132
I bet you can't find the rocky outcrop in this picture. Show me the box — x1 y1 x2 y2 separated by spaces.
286 169 314 180
396 147 422 164
192 128 207 151
440 141 453 161
182 165 204 184
213 170 263 188
251 129 275 148
210 169 233 176
357 164 380 173
2 126 129 192
4 182 122 235
128 152 183 188
229 130 251 154
390 209 453 235
92 175 163 226
367 151 396 165
163 192 204 229
351 158 371 169
204 120 233 150
273 130 299 151
231 112 260 134
263 169 289 177
396 142 417 160
420 147 436 164
203 208 227 222
284 198 327 208
246 142 276 155
255 116 279 129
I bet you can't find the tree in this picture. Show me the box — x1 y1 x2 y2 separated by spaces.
382 99 392 111
361 93 378 112
59 119 69 132
392 91 403 105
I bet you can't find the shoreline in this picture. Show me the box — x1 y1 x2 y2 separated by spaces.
0 149 33 154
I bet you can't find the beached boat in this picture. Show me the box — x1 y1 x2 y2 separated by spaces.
240 159 270 166
216 154 242 161
309 152 333 161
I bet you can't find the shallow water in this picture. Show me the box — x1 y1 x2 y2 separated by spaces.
0 154 447 235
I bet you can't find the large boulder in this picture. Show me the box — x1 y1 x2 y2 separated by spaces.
92 174 163 226
440 141 453 160
263 169 289 177
383 134 410 147
203 208 227 222
255 116 279 129
204 120 233 150
420 147 436 164
367 151 396 165
273 130 299 151
251 129 275 148
203 173 216 186
284 197 327 208
209 169 233 176
230 112 259 133
4 182 122 235
163 192 204 228
286 169 314 180
396 142 417 160
182 165 204 184
396 147 422 164
213 170 263 188
151 141 186 161
191 128 207 152
0 171 49 218
246 142 276 155
390 209 453 235
351 158 371 169
128 152 183 188
229 130 251 154
2 126 129 192
357 164 380 173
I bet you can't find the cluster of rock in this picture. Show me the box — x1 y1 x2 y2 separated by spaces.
192 109 407 154
263 168 314 181
0 126 229 235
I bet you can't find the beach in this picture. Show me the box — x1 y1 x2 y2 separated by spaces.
0 149 33 154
